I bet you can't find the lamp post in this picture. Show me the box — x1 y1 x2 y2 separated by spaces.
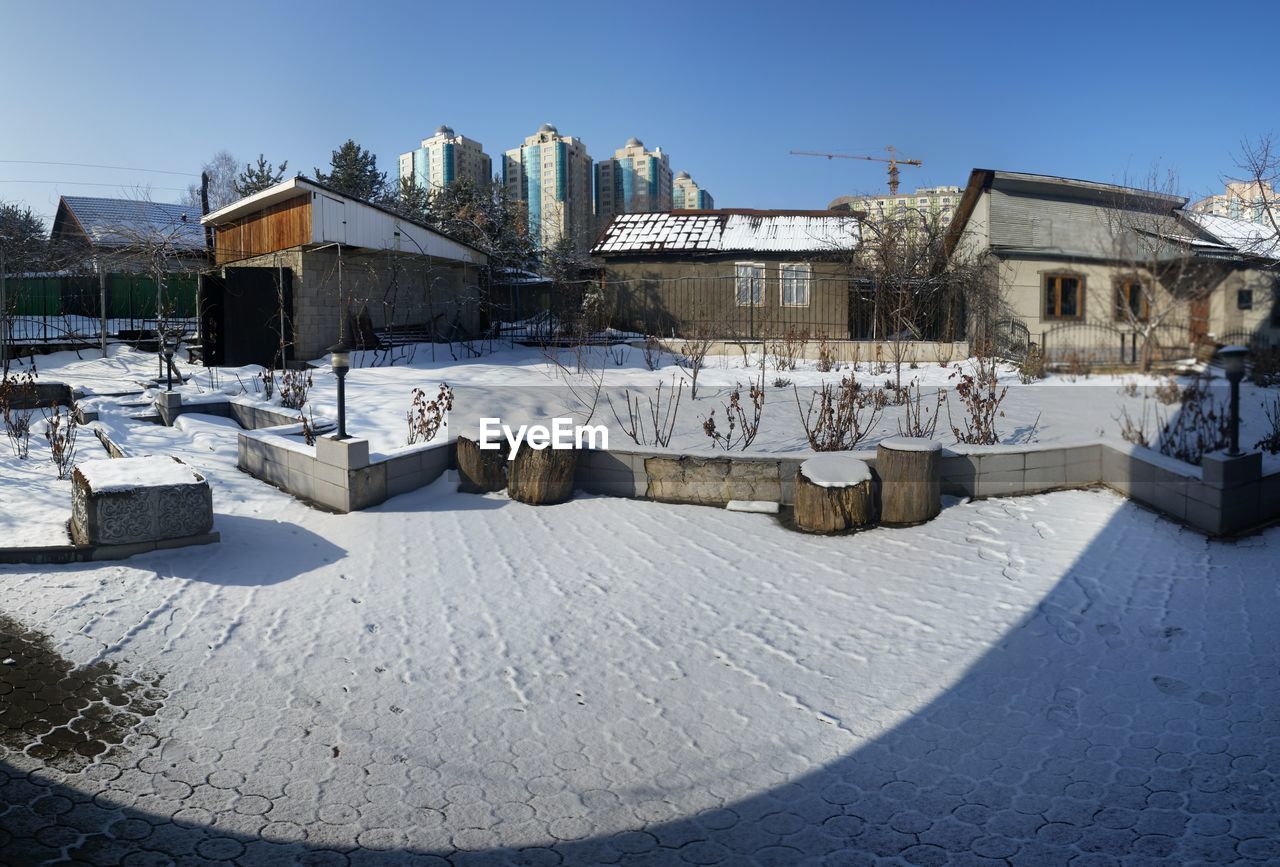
1216 345 1248 457
328 339 351 439
162 333 177 392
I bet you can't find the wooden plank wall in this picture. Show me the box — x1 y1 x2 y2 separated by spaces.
214 195 311 265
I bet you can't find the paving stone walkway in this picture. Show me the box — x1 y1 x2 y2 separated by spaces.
2 486 1278 865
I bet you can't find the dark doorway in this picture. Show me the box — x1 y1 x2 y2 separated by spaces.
200 267 293 367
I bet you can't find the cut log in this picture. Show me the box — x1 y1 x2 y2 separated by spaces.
508 445 577 505
793 454 876 533
456 435 509 493
877 436 942 525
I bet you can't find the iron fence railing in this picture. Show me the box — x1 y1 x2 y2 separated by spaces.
1040 321 1194 366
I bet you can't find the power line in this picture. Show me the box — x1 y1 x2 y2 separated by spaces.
0 159 198 177
0 179 192 193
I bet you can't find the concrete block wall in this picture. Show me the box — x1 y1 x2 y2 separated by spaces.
237 427 451 513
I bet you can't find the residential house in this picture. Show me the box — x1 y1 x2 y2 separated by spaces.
591 210 860 339
200 176 488 365
41 196 208 336
945 169 1279 363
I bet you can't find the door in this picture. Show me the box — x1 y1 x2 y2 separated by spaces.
220 267 293 366
1190 295 1210 344
320 196 346 244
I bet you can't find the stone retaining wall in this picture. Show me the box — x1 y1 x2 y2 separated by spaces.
576 442 1279 537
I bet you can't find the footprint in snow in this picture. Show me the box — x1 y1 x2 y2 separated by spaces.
1152 675 1190 696
1033 520 1056 538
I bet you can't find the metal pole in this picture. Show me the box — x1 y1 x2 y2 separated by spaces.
0 246 7 370
1229 375 1241 456
99 270 108 357
336 370 347 439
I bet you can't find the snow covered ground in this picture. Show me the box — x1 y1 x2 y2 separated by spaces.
2 446 1278 862
1 343 1278 862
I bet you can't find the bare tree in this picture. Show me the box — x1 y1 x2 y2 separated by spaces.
184 151 240 211
1101 170 1220 370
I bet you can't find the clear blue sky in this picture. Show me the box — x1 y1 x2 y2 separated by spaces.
2 0 1275 225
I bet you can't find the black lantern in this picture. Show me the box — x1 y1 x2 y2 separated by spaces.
162 333 178 391
328 339 351 439
1216 345 1248 456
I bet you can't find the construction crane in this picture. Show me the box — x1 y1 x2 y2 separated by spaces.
790 146 922 195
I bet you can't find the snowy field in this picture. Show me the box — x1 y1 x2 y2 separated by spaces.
1 343 1278 863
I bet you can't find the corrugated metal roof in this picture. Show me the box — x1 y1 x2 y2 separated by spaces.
1183 212 1280 261
61 196 206 251
593 211 859 255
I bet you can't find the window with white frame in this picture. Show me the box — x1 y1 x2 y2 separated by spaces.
735 262 765 306
780 262 811 307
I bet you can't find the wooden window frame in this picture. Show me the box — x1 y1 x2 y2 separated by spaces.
1113 275 1151 322
734 261 766 307
1042 271 1085 321
780 262 812 308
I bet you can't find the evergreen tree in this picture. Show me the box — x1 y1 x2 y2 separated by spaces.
0 202 47 271
234 154 289 198
390 176 433 225
314 139 387 202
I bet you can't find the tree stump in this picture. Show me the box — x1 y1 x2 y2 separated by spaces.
877 437 942 525
456 435 509 493
508 445 577 505
793 454 876 533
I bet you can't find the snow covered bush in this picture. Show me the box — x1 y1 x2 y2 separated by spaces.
816 333 835 373
1115 400 1152 447
258 366 277 400
407 384 453 446
795 376 885 451
770 326 808 372
1153 377 1181 405
641 335 663 371
1250 347 1280 387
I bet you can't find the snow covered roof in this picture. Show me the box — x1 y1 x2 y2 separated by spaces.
55 196 205 251
1182 212 1280 261
593 210 860 256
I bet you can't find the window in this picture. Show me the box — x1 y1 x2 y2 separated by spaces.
1043 272 1084 320
780 263 811 307
1238 289 1253 310
735 262 765 306
1114 277 1149 321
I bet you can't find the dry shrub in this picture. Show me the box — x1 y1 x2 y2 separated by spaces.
642 335 663 371
1018 345 1046 384
1065 351 1091 381
1255 394 1280 454
702 376 765 451
816 332 835 373
258 367 277 400
1156 373 1228 464
407 384 454 446
897 379 944 439
1153 377 1181 405
1114 400 1151 447
280 368 313 410
1249 346 1280 387
948 354 1008 445
609 378 683 448
1 366 38 459
770 326 809 372
795 376 885 451
42 402 79 479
